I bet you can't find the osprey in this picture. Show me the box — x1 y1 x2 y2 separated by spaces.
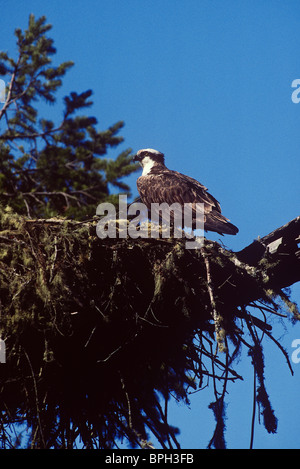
132 148 239 236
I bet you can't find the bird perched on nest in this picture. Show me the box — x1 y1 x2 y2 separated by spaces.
133 148 238 236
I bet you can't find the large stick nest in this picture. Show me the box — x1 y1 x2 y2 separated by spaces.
0 206 299 448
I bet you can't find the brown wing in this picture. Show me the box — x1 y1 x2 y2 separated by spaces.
137 169 220 214
137 169 238 235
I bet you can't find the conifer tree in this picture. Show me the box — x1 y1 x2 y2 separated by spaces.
0 14 299 451
0 14 139 219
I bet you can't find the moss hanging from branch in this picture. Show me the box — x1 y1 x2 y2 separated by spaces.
0 206 299 448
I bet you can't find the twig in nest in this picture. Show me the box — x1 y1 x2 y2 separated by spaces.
23 349 46 448
120 374 155 449
201 249 227 352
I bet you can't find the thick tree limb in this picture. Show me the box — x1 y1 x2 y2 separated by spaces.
236 216 300 290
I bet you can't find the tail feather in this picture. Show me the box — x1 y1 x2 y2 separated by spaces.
203 212 239 236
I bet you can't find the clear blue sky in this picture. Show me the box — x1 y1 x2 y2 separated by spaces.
1 0 300 449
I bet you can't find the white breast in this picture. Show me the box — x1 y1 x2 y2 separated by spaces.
141 156 156 176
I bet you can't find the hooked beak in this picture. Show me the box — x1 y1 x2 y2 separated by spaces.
132 154 139 162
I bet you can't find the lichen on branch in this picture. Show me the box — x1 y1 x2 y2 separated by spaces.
0 207 299 448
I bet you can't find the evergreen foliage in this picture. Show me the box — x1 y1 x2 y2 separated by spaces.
0 14 139 220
